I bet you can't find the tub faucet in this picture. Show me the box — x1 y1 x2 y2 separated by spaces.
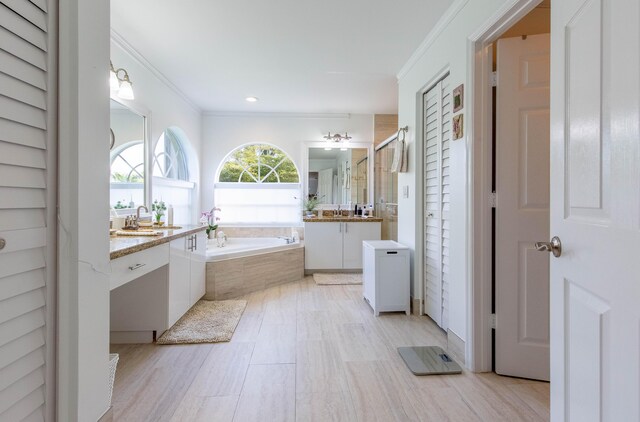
278 236 294 244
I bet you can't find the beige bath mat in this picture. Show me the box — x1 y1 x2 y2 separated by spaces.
157 300 247 344
313 273 363 285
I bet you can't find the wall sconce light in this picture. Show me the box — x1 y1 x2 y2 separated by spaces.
323 132 352 150
110 60 135 100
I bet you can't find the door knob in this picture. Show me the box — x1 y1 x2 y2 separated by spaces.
535 236 562 258
0 238 5 250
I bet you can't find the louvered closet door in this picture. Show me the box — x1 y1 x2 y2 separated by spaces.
423 75 451 330
0 0 56 421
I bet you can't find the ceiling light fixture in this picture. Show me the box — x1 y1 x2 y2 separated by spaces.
110 60 135 100
245 96 259 103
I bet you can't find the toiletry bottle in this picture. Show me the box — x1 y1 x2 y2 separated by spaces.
167 205 174 227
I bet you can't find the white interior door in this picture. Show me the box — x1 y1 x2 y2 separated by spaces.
317 168 333 204
551 0 640 420
495 34 550 381
0 0 56 419
423 74 451 330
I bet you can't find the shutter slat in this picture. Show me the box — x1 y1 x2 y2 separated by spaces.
0 118 46 149
0 209 44 231
0 268 44 302
0 326 44 370
0 72 46 109
0 370 44 416
0 347 44 390
27 0 46 13
0 187 45 208
0 140 45 168
0 164 45 188
0 4 46 50
0 49 46 90
0 248 45 279
0 288 44 326
0 0 47 31
0 25 46 69
0 308 44 348
0 95 46 129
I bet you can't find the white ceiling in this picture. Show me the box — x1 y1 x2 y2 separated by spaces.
111 0 454 114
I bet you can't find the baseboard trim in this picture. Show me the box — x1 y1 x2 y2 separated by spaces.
447 329 466 366
411 298 421 316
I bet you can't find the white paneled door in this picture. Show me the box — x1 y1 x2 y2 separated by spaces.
550 0 640 420
495 34 550 381
423 74 451 330
0 0 56 420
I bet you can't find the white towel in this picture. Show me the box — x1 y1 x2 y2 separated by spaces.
391 138 408 173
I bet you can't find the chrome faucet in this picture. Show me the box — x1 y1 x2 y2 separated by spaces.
136 205 149 222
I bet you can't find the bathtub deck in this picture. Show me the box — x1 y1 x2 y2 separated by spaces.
205 246 304 300
107 277 550 422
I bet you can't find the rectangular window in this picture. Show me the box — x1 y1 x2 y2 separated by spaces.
214 183 302 225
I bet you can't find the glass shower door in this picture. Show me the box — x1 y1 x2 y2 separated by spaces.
374 140 398 241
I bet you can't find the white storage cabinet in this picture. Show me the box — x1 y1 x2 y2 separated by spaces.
304 221 381 270
363 240 410 316
169 231 207 327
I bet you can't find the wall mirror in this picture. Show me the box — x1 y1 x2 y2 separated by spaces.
109 98 149 212
305 144 372 206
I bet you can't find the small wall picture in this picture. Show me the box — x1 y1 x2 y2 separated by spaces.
453 84 464 112
453 114 464 140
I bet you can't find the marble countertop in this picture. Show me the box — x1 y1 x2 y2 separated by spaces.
110 225 206 260
303 216 383 223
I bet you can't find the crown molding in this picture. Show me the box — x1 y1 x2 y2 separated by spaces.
203 111 352 119
396 0 470 81
110 29 201 113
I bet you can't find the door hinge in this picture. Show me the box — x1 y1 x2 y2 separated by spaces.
489 313 497 329
489 191 497 208
491 71 498 87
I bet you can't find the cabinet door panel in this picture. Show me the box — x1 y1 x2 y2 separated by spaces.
169 237 191 327
343 222 381 269
304 222 343 269
190 231 207 305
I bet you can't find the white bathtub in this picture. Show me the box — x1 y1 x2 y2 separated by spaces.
206 237 302 261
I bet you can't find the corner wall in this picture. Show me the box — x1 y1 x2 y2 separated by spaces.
110 35 203 223
397 0 513 351
201 113 374 211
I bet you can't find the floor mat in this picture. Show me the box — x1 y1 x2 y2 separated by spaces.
313 273 362 285
156 299 246 344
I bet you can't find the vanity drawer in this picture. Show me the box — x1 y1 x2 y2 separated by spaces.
110 244 170 291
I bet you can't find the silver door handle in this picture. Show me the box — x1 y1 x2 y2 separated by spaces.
345 222 348 233
535 236 562 258
339 223 342 233
0 238 5 250
128 263 146 271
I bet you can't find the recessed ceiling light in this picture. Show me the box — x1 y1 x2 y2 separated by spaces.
245 96 259 103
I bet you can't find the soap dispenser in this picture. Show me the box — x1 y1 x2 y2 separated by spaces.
167 204 174 227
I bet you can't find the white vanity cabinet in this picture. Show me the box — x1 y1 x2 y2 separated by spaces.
168 231 207 327
304 220 381 270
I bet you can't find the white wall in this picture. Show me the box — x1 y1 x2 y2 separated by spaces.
111 36 203 223
201 114 374 212
397 0 512 346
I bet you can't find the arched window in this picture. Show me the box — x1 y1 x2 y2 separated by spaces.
111 140 144 183
218 144 299 183
110 140 144 209
215 144 301 225
152 128 196 224
153 128 189 181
